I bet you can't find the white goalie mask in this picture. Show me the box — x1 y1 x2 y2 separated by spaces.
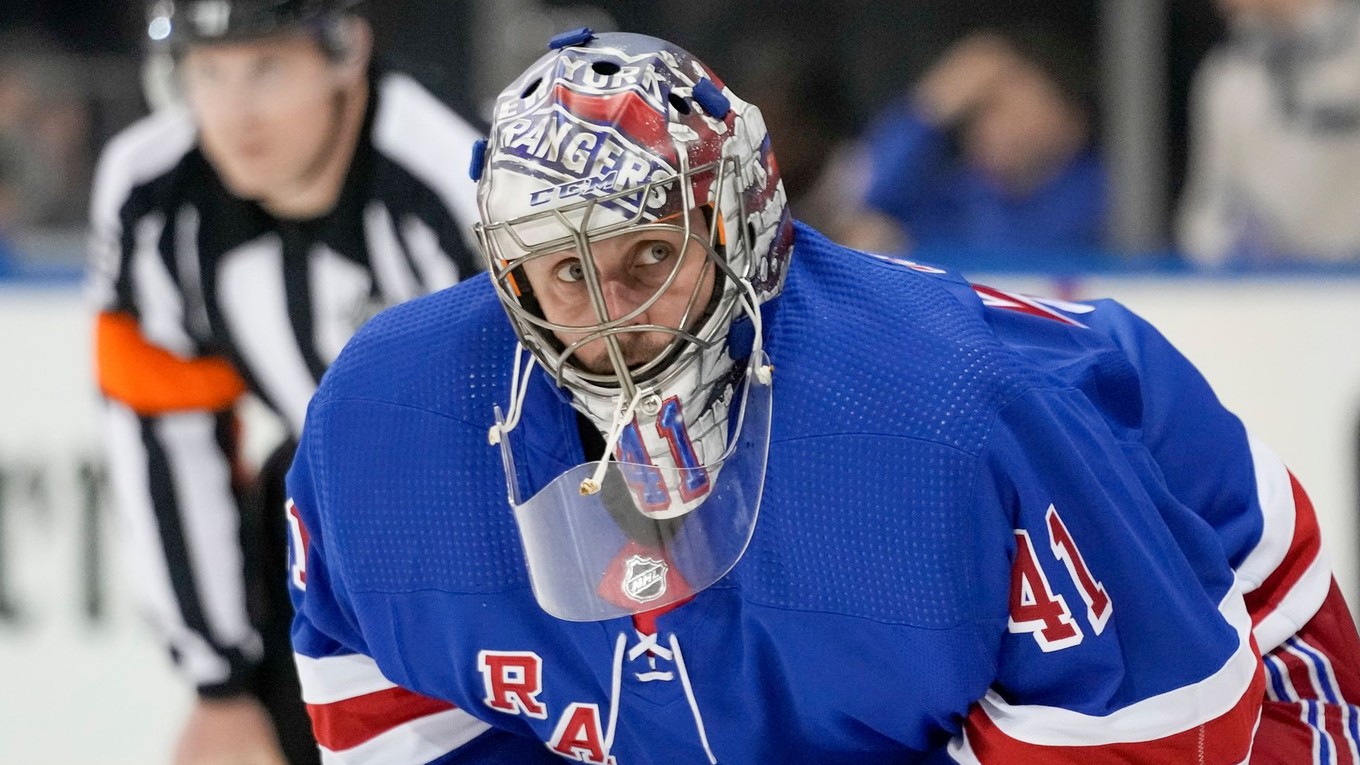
473 30 793 620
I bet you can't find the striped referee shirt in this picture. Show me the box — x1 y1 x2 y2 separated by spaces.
88 70 482 695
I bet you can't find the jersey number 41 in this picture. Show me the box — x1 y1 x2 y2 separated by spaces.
1009 504 1112 652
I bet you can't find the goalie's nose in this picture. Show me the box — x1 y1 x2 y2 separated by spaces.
599 276 653 324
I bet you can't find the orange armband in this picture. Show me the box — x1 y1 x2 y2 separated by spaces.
95 311 247 414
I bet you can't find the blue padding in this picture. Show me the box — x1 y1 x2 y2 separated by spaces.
692 79 730 118
469 138 487 181
548 27 594 50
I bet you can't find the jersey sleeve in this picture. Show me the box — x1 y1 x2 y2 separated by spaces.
288 423 558 764
89 133 264 698
949 385 1265 763
1092 302 1360 759
1090 299 1337 653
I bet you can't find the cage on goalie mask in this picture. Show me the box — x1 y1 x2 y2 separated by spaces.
474 31 793 405
474 31 792 620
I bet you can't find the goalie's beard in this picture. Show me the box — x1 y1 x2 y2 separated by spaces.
574 331 677 376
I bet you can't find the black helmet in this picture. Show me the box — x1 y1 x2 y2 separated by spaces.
145 0 362 49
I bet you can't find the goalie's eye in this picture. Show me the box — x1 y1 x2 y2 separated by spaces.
636 242 673 267
555 259 586 284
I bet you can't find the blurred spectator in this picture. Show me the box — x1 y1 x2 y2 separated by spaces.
837 28 1106 259
0 31 95 230
1178 0 1360 264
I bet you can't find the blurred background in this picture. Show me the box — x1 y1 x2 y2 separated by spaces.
1 0 1358 762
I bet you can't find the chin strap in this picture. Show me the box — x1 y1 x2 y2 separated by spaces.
741 275 773 386
578 385 648 496
488 343 537 446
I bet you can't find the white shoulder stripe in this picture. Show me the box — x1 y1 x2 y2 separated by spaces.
947 717 1255 765
319 707 491 765
294 652 397 705
976 586 1258 747
1237 432 1296 592
945 731 983 765
88 108 197 309
90 107 196 239
372 73 481 245
1254 548 1332 653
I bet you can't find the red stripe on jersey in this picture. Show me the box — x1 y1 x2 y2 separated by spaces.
971 284 1084 327
1254 582 1360 762
963 664 1264 764
1324 702 1356 763
1254 700 1321 761
1244 472 1321 626
307 685 457 752
1290 583 1360 700
1276 647 1315 700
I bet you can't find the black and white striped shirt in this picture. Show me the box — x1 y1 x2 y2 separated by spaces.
88 70 482 695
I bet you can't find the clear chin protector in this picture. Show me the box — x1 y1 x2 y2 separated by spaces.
495 352 773 622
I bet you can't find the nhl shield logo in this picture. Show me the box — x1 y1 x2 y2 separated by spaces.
621 555 668 604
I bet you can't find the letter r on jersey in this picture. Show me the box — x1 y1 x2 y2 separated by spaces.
478 650 548 719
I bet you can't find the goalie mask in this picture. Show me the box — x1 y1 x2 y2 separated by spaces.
474 30 792 620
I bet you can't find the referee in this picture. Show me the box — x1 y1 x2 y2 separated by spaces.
88 2 482 763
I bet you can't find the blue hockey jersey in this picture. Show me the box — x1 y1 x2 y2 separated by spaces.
286 222 1339 764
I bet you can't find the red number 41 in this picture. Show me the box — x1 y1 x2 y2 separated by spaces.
1008 504 1112 652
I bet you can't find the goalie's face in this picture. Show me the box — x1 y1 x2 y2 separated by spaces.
518 211 717 377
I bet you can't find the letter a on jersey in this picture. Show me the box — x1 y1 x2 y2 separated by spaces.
549 702 616 764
